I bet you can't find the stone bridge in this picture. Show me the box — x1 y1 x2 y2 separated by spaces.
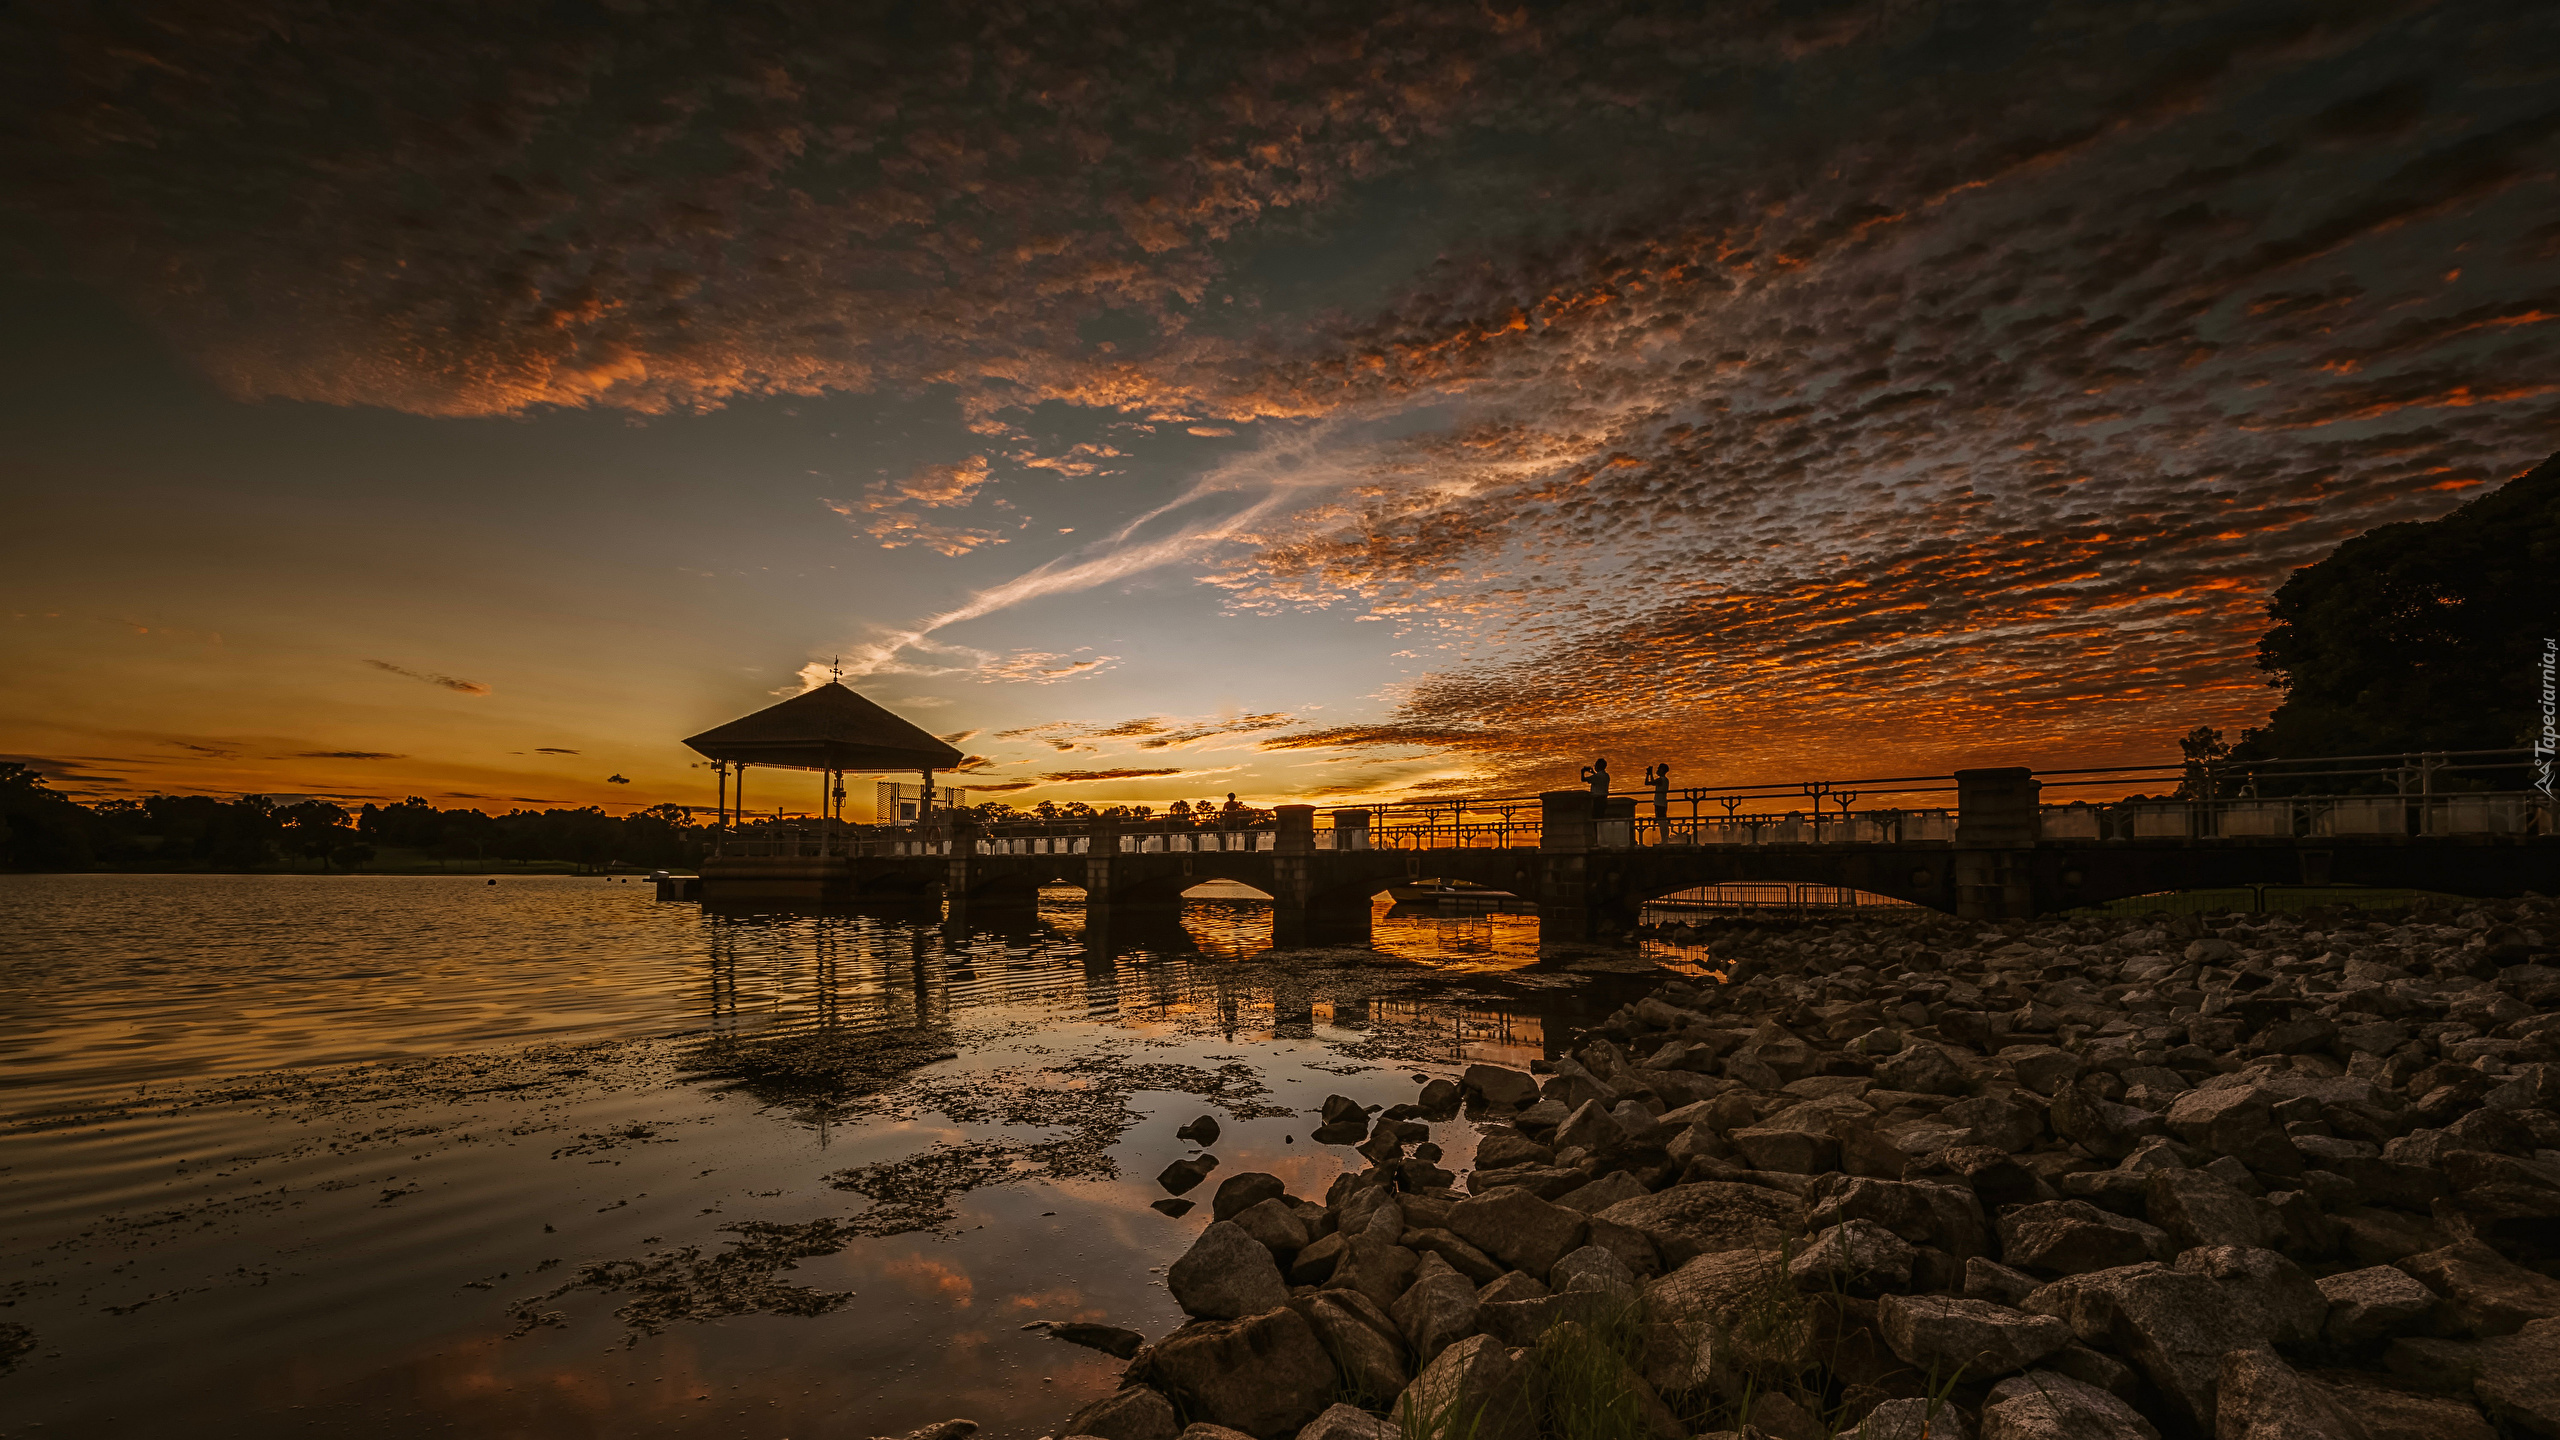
693 768 2559 940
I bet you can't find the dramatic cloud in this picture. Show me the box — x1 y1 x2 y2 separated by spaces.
363 660 491 696
20 1 2560 792
534 747 580 754
295 750 405 759
1038 767 1188 784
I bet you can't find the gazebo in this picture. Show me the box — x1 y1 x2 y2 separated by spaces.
682 681 964 826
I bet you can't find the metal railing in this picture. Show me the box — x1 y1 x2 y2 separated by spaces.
2040 791 2554 840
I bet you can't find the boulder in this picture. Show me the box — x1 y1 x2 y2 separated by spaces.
2007 1047 2085 1098
1170 1222 1290 1320
1179 1427 1257 1440
1877 1294 2073 1378
1403 1227 1504 1285
1389 1333 1534 1440
1463 1065 1541 1108
879 1422 976 1440
1996 1200 2172 1276
1876 1043 1971 1096
2302 1372 2497 1440
1963 1257 2043 1307
1320 1095 1367 1126
1472 1133 1554 1171
1844 1396 1974 1440
1642 1248 1808 1379
2019 1254 2310 1434
1941 1094 2042 1153
2049 1086 2169 1161
2144 1168 2272 1251
1294 1289 1411 1407
1231 1197 1312 1257
1063 1385 1182 1440
1290 1232 1346 1286
1555 1099 1629 1154
1141 1308 1338 1439
1215 1173 1290 1222
2164 1088 2303 1178
1160 1156 1219 1194
1595 1182 1805 1268
1977 1369 2160 1440
2176 1246 2326 1349
2398 1240 2560 1337
2317 1265 2439 1347
1391 1252 1481 1366
1450 1188 1590 1277
2471 1317 2560 1440
1292 1403 1398 1440
1322 1236 1419 1313
1477 1270 1549 1304
1788 1220 1917 1295
1550 1244 1640 1299
1554 1170 1650 1215
1732 1123 1841 1174
2213 1348 2364 1440
1177 1115 1222 1145
1808 1177 1991 1259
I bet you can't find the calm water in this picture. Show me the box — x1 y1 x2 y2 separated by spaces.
0 875 1682 1439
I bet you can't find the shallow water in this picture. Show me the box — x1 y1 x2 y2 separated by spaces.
0 874 1691 1438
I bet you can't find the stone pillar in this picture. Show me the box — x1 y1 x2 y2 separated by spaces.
1537 790 1594 941
1333 808 1370 850
1954 767 2040 920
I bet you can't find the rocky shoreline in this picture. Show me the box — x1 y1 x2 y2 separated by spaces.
898 897 2560 1440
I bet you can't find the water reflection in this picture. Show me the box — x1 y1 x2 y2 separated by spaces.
0 874 1692 1440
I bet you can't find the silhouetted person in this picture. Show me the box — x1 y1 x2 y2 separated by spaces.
1220 792 1247 828
1580 756 1611 814
1646 763 1672 825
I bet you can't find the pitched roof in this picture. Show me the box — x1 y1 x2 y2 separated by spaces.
681 682 967 772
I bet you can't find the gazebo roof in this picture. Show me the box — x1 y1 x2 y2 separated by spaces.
681 682 966 772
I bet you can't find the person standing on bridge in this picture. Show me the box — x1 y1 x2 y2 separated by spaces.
1646 763 1672 834
1581 756 1611 815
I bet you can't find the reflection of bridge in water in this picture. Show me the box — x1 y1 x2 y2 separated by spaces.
684 903 1572 1068
687 750 2557 939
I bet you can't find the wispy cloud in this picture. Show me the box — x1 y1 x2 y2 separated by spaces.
364 659 490 696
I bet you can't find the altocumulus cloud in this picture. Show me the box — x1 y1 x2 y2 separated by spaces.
17 2 2560 787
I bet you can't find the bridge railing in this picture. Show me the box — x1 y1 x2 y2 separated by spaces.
2038 792 2555 840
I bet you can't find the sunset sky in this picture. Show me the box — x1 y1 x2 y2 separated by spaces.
4 0 2556 819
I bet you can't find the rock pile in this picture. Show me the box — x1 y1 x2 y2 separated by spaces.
1050 898 2560 1440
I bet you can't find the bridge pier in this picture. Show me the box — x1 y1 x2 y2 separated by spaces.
1535 791 1644 940
1953 767 2041 921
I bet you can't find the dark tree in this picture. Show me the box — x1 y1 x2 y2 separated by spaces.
2253 451 2560 764
0 762 95 870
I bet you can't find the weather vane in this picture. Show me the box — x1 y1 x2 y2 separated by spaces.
829 654 842 683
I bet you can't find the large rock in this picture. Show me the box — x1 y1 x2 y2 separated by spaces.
1389 1333 1534 1440
1595 1182 1805 1268
1875 1043 1970 1096
1977 1369 2160 1440
1463 1065 1541 1108
1231 1197 1312 1257
1641 1248 1808 1382
2049 1086 2169 1161
1404 1227 1504 1285
1550 1244 1640 1299
1390 1252 1480 1366
1064 1385 1182 1440
2303 1371 2497 1440
1846 1396 1975 1440
2471 1317 2560 1439
1996 1200 2172 1276
1292 1404 1397 1440
1554 1170 1650 1216
1554 1099 1629 1154
2019 1249 2320 1434
1808 1177 1990 1259
1141 1308 1338 1439
1450 1188 1589 1277
1942 1094 2042 1153
2213 1348 2364 1440
1877 1294 2073 1378
1473 1133 1554 1171
2318 1265 2439 1347
1170 1222 1290 1319
2164 1087 2303 1178
2398 1241 2560 1337
1322 1236 1419 1313
2144 1168 2272 1251
1215 1173 1290 1222
1788 1220 1916 1295
1293 1289 1411 1407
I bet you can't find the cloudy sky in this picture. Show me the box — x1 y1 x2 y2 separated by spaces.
3 0 2555 816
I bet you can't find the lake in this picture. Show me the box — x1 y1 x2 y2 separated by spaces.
0 874 1695 1438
